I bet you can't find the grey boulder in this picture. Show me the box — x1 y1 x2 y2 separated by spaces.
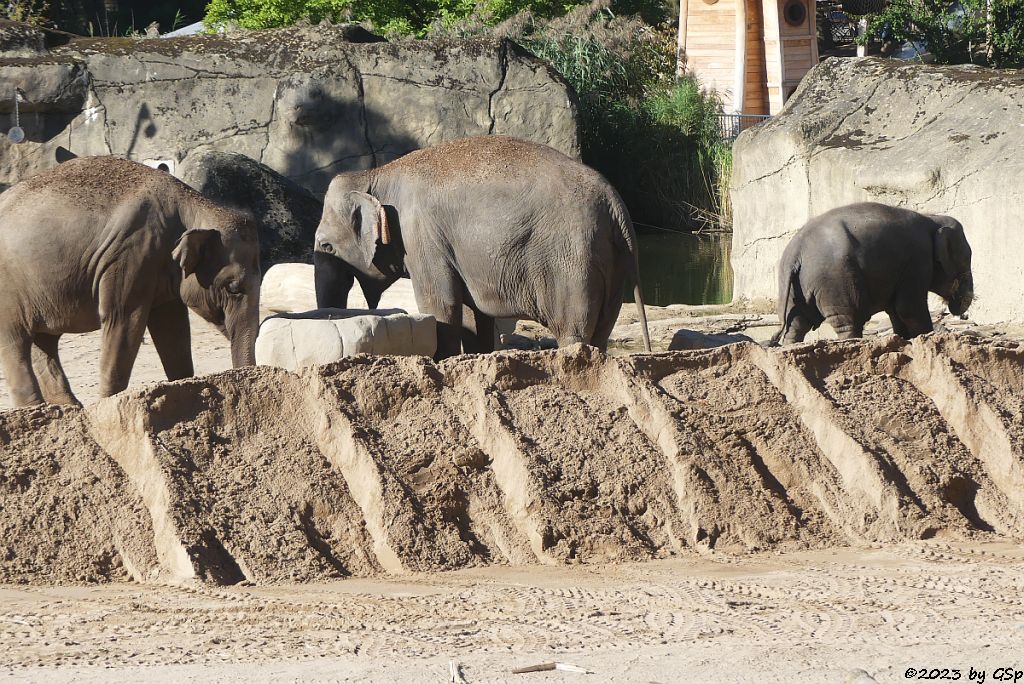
178 150 324 270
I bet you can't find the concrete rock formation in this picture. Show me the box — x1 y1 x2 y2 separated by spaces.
2 334 1023 584
260 262 519 346
0 22 579 196
261 263 322 313
731 57 1024 324
178 150 324 270
256 309 437 368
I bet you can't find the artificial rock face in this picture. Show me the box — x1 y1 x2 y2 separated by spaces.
256 309 438 368
0 21 580 196
259 263 519 348
730 57 1024 324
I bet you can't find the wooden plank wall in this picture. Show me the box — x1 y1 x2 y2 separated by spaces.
761 0 785 114
682 0 816 115
682 0 738 110
743 0 769 115
781 1 818 100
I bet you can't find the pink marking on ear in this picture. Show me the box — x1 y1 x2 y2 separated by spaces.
377 205 391 245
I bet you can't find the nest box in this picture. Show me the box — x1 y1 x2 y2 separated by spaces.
677 0 819 115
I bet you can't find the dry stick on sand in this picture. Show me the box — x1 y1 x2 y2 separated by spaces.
449 660 467 683
512 662 592 674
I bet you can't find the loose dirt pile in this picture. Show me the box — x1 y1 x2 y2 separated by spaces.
1 334 1023 585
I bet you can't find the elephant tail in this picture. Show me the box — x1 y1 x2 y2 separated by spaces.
607 194 652 352
772 264 798 347
634 282 652 352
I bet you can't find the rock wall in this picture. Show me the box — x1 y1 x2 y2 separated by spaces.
0 21 579 196
730 57 1024 324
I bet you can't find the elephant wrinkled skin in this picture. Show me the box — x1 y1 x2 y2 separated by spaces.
775 202 973 344
313 135 651 359
0 157 261 407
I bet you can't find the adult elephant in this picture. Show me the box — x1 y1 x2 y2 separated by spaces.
313 135 651 358
774 202 973 344
0 157 261 407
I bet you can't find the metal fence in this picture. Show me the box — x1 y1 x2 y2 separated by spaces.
717 113 771 142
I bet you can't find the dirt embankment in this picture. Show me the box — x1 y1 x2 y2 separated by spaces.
2 334 1023 585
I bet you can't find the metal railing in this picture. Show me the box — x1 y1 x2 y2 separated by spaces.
717 113 771 142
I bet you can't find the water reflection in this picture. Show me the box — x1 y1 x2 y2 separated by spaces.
630 232 733 306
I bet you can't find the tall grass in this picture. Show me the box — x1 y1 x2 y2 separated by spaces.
519 15 731 231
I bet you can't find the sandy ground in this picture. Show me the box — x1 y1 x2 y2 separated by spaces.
3 299 1024 683
2 542 1023 683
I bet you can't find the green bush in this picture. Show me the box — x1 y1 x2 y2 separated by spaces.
203 0 674 34
521 13 730 230
204 0 576 34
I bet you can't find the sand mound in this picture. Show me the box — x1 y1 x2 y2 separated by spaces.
2 334 1023 585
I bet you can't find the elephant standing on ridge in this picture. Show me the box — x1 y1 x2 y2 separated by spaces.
0 157 262 407
774 202 973 344
312 135 651 358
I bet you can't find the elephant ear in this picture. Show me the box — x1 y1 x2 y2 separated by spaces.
932 217 970 276
173 228 222 280
346 191 391 245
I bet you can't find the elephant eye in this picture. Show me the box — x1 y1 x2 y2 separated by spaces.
225 280 244 296
319 241 334 254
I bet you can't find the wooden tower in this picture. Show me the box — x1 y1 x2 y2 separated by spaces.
677 0 819 115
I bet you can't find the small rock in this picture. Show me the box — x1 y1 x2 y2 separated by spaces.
668 329 753 350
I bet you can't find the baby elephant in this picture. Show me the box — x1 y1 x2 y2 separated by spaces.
775 202 973 344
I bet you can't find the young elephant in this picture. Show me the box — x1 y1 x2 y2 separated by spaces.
0 157 261 407
313 135 651 358
775 202 973 344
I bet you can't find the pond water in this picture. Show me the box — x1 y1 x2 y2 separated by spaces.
629 232 733 306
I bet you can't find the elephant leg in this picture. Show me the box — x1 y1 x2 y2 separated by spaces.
30 333 78 406
888 295 933 340
547 307 596 349
546 274 602 350
886 310 910 339
825 313 864 340
412 275 464 360
589 303 620 353
147 300 195 381
781 309 817 345
98 307 150 398
0 329 43 407
434 309 464 360
462 308 495 355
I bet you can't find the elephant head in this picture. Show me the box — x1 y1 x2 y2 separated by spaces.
174 216 262 367
931 216 974 317
313 188 402 310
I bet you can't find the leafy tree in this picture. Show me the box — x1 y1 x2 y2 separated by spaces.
203 0 673 35
866 0 1024 67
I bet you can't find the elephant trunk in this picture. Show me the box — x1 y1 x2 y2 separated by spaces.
948 273 974 317
226 295 259 367
356 274 386 310
314 251 355 309
230 328 257 367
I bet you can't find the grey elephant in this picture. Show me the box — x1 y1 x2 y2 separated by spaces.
774 202 973 344
313 135 651 358
0 157 261 407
